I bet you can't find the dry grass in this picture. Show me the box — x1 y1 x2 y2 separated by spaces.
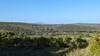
66 37 100 56
66 48 100 56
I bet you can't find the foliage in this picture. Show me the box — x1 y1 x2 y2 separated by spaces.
0 28 99 56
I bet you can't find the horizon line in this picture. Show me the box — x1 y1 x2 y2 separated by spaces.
0 21 100 24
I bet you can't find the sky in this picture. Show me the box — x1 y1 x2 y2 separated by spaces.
0 0 100 24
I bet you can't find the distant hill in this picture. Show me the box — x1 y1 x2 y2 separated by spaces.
0 22 100 35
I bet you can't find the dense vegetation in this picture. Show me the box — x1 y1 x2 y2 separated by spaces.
0 22 100 56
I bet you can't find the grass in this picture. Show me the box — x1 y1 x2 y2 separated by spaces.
66 36 100 56
67 48 100 56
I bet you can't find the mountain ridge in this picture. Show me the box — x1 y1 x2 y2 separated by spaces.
0 22 100 35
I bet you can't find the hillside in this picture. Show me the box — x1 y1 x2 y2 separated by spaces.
0 22 100 35
0 22 100 56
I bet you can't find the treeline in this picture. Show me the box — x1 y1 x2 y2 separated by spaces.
0 31 88 51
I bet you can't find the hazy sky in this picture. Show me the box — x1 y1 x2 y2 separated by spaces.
0 0 100 24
